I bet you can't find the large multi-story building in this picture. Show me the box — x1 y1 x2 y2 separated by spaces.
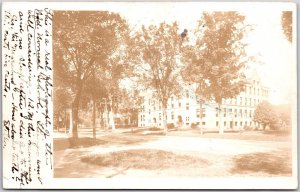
138 70 269 130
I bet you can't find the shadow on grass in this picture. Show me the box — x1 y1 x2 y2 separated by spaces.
231 151 292 176
262 130 291 136
81 149 209 170
54 134 158 151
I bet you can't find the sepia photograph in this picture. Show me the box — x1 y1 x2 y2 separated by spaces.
2 1 297 189
52 3 296 183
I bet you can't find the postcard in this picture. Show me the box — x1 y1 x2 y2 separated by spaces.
2 2 297 189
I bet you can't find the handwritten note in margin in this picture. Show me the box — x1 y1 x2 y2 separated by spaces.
2 8 53 188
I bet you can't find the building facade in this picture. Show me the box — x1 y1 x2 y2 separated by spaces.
138 71 269 130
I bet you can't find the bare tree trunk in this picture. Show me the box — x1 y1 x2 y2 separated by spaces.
72 84 83 140
64 109 67 133
162 106 167 133
72 102 79 139
104 98 109 131
92 98 96 139
199 100 203 135
100 110 103 130
110 109 116 130
218 103 223 134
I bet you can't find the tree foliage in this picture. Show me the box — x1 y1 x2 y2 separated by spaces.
53 11 129 139
281 11 292 43
182 12 250 133
199 12 249 104
132 22 184 131
253 101 278 130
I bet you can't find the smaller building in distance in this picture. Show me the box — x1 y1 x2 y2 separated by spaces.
138 70 269 130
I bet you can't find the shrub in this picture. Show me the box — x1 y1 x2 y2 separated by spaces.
148 127 161 131
191 123 198 129
243 125 253 131
167 123 175 129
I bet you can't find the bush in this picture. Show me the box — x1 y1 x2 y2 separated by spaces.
243 125 253 131
148 127 161 131
191 123 198 129
167 123 175 129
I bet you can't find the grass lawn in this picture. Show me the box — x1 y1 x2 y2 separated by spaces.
81 149 209 170
54 129 293 178
54 133 158 151
231 150 292 176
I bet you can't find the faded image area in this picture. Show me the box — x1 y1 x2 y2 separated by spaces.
52 7 294 179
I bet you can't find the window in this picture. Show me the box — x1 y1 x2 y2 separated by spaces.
198 108 206 118
186 103 190 110
224 108 226 117
141 115 143 122
216 121 219 126
234 109 237 117
186 116 190 122
171 112 174 120
224 121 227 126
240 97 243 105
235 121 237 126
186 90 189 98
142 105 145 112
171 103 174 108
159 113 161 121
202 108 206 117
254 88 256 95
240 122 243 126
240 109 243 117
179 102 181 107
249 110 252 118
202 122 206 125
216 107 219 117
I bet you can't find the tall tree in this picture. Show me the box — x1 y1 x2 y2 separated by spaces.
281 11 292 43
181 36 213 134
253 101 278 130
53 11 129 139
133 22 183 132
82 75 107 139
194 12 250 134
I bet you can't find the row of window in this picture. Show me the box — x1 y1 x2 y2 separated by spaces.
216 108 254 118
140 107 254 123
140 121 256 127
223 97 261 107
141 97 261 113
216 121 254 127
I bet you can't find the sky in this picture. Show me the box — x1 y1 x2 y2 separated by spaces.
62 2 296 105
